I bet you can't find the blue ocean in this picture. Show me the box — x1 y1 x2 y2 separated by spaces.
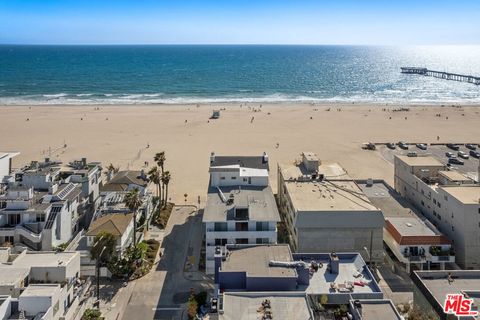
0 45 479 105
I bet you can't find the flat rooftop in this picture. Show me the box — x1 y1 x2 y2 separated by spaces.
292 253 381 295
280 162 378 212
439 170 472 182
203 186 280 222
415 271 480 311
220 293 311 320
440 186 480 204
20 284 60 297
0 266 29 286
354 300 402 320
387 216 436 237
358 181 420 218
5 251 78 268
210 155 269 171
221 245 297 278
395 155 444 167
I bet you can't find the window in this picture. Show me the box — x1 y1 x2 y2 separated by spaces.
243 178 247 182
214 222 228 231
220 176 226 180
433 211 437 217
433 199 437 205
256 238 270 244
438 202 441 208
256 221 269 231
215 238 227 246
421 200 425 207
444 195 448 201
235 222 249 231
452 226 455 232
235 238 248 244
231 176 237 180
36 213 46 222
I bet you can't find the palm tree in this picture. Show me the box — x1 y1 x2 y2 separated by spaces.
104 163 119 181
124 188 143 246
154 152 166 205
148 166 160 198
161 171 171 208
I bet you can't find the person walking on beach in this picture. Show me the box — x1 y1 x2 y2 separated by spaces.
251 116 254 123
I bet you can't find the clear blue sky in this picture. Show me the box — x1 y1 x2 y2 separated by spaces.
1 0 479 45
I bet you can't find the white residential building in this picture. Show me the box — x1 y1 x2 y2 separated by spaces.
277 152 384 264
0 248 81 320
203 153 280 274
394 155 480 269
86 213 134 253
0 152 19 184
0 158 102 250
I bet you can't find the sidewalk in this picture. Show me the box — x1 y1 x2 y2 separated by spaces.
101 281 136 320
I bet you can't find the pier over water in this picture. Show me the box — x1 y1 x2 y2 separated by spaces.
401 67 480 85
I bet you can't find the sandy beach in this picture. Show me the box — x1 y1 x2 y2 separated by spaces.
1 103 479 204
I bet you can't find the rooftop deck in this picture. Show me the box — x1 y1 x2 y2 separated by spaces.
220 293 311 320
203 185 280 222
221 245 297 278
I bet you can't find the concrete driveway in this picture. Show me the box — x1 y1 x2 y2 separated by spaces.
122 206 212 320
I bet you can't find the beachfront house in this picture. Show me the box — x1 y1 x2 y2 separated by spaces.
394 155 480 269
277 152 384 265
203 152 280 274
0 158 102 250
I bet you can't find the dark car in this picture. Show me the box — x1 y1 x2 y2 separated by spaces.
466 144 477 150
416 143 427 150
446 143 460 151
470 150 480 158
398 141 409 150
386 142 396 150
448 158 464 165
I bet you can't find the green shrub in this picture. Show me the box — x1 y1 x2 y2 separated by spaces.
82 308 103 320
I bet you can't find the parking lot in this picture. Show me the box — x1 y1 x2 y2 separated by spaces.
377 143 479 180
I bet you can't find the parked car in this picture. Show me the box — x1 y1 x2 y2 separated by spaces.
407 152 417 157
446 163 458 170
446 143 460 151
386 142 396 150
458 151 469 159
416 143 427 150
470 150 480 158
448 158 464 165
362 142 376 150
445 152 455 158
466 144 477 150
398 141 409 150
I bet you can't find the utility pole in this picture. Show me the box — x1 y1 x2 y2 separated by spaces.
95 245 107 309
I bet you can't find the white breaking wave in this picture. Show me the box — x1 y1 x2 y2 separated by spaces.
1 91 480 106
